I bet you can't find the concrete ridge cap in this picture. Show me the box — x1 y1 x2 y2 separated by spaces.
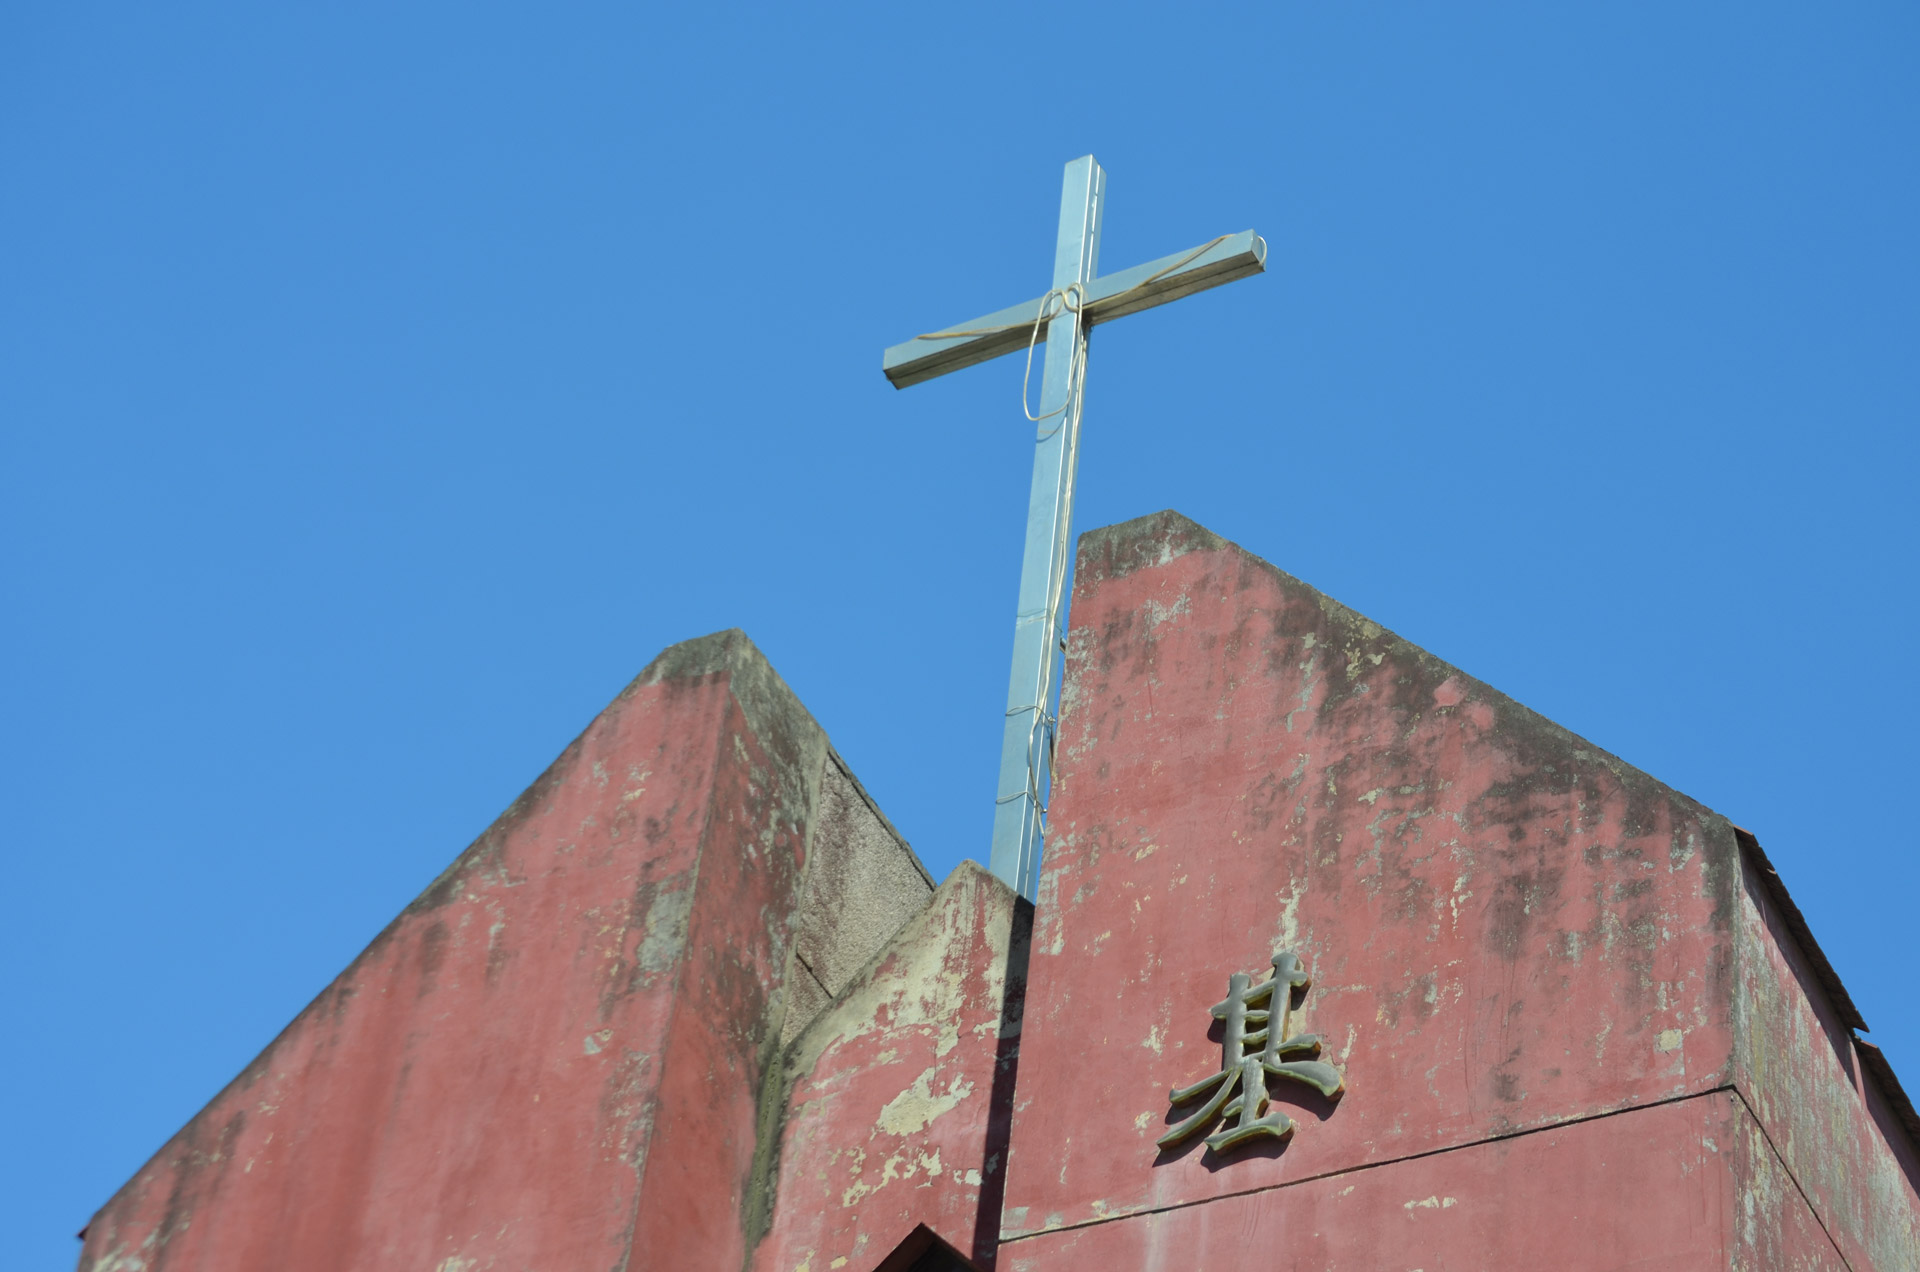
1074 512 1397 661
1074 509 1229 579
636 636 937 891
631 626 756 684
405 629 822 930
1076 512 1399 650
938 857 1010 894
626 626 831 764
781 859 1019 1071
629 628 803 718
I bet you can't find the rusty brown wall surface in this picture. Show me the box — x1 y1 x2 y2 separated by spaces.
1734 843 1920 1270
77 630 934 1272
999 510 1746 1245
751 862 1026 1272
999 1092 1841 1271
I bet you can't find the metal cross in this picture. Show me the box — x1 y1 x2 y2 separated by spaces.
882 155 1265 900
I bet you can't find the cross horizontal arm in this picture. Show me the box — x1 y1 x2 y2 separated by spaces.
882 229 1266 390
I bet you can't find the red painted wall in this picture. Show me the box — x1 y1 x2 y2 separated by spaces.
994 511 1913 1269
80 632 854 1272
751 863 1026 1272
1004 512 1742 1244
78 516 1916 1272
1002 1092 1840 1271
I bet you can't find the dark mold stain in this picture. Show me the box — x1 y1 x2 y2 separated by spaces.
415 921 449 999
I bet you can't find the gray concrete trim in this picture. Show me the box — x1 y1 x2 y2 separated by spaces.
828 745 937 888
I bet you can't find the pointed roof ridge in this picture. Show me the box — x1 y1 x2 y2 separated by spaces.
1076 510 1645 792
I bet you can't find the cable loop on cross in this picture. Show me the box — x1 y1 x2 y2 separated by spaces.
1022 281 1089 426
909 234 1231 348
920 231 1236 892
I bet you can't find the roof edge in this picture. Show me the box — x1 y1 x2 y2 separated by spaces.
1733 826 1868 1034
1854 1037 1920 1154
1074 509 1229 583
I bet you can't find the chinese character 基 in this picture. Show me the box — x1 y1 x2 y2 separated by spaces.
1158 951 1344 1153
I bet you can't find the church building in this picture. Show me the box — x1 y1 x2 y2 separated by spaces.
78 510 1920 1270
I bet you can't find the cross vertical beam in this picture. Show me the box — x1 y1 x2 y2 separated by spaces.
882 155 1263 903
989 156 1105 900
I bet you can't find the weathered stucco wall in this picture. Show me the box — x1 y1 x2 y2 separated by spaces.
995 510 1913 1270
1001 511 1745 1248
1734 832 1920 1270
751 863 1027 1272
79 630 933 1272
1002 1091 1841 1271
783 760 940 1047
77 512 1915 1272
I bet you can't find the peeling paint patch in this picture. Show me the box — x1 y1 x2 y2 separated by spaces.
635 885 693 973
1143 595 1190 628
876 1069 975 1136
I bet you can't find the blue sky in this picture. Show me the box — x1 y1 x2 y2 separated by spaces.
5 4 1916 1263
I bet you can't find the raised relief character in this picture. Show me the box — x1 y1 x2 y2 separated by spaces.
1159 951 1345 1152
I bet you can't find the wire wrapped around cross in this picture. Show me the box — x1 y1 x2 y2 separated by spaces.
942 236 1236 837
